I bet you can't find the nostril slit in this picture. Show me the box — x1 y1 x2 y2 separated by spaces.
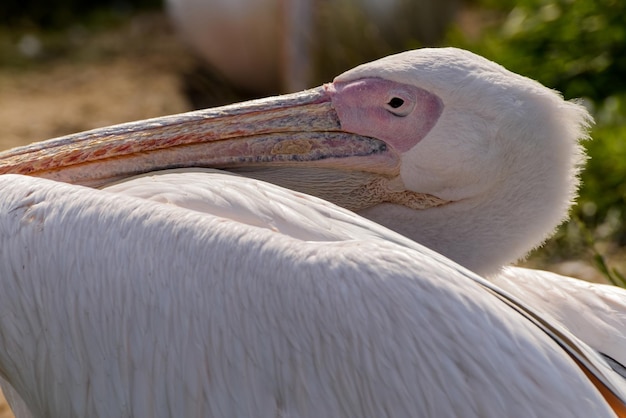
388 97 404 108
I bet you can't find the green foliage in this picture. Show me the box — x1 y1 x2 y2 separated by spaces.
578 106 626 244
449 0 626 101
574 215 626 287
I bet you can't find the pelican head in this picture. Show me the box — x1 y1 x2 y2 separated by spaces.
0 47 591 275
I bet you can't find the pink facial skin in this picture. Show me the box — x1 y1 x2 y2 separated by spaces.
327 78 443 153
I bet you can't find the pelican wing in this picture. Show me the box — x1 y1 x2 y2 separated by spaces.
0 173 616 417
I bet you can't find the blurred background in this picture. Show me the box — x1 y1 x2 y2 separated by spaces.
0 0 624 273
0 0 624 415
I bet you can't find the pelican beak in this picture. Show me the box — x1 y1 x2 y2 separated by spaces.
0 86 400 189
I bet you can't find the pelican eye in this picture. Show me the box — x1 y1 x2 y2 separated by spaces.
388 97 404 108
385 95 413 117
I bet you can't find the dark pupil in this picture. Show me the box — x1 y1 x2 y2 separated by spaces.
388 97 404 108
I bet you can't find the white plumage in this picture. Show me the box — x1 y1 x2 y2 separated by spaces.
110 170 626 374
0 172 621 417
492 266 626 368
0 47 625 416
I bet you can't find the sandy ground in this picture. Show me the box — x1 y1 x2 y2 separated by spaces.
0 13 191 151
0 10 623 417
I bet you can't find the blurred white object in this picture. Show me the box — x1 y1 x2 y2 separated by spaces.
166 0 459 93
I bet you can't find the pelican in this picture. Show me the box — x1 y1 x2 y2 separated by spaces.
1 172 626 417
1 47 626 416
